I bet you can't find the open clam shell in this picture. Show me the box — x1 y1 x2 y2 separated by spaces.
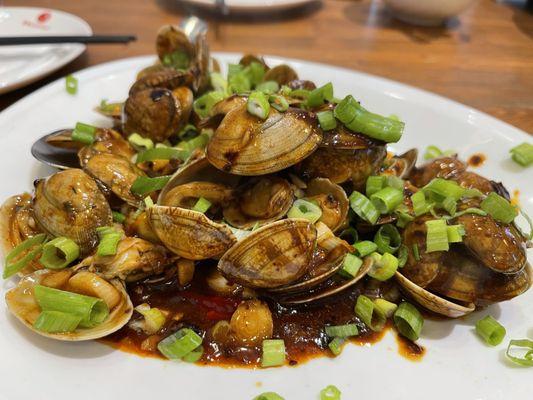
381 148 418 178
305 178 349 232
218 218 317 289
5 269 133 341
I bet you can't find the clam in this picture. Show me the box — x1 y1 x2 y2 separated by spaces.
32 169 112 255
129 67 195 94
148 205 237 260
263 64 298 85
5 268 132 341
239 54 269 69
161 181 234 209
408 156 466 187
207 103 322 175
156 25 195 68
304 178 349 232
381 148 418 178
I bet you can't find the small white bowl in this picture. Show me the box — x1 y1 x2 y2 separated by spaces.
382 0 477 26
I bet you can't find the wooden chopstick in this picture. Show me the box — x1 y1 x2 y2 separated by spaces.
0 35 137 46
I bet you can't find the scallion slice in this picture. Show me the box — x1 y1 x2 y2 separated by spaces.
412 243 421 261
397 244 408 268
306 82 334 108
128 133 154 150
373 298 398 318
328 336 345 356
39 237 80 270
158 328 203 360
325 323 359 338
71 122 96 145
33 310 82 333
446 224 465 243
339 227 358 245
411 191 430 216
194 91 226 118
317 110 337 131
506 339 533 367
135 303 167 334
192 197 212 214
395 208 414 228
96 227 121 257
33 285 109 328
130 175 172 196
349 191 379 225
423 145 443 160
269 95 289 112
509 142 533 167
65 75 78 95
442 207 487 220
442 196 457 216
354 294 386 332
320 385 341 400
475 315 506 346
261 339 286 368
3 233 47 279
112 211 126 223
209 72 228 94
393 302 423 341
338 253 363 278
256 80 280 94
370 187 404 214
287 199 322 223
480 192 518 224
367 252 399 281
353 240 378 257
182 345 204 363
425 219 449 253
386 175 404 191
244 62 265 87
136 147 187 163
253 392 285 400
374 224 401 254
247 91 270 120
422 178 465 202
365 175 386 197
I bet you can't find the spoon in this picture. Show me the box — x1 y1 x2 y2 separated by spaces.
30 16 207 170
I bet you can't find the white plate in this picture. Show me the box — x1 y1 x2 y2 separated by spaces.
180 0 317 13
0 7 92 94
0 54 531 400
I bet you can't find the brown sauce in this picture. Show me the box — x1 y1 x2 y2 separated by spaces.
467 153 486 167
396 334 425 361
100 264 418 367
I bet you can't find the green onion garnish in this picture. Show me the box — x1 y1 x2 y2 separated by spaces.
374 224 401 254
192 197 212 214
39 237 80 270
136 147 188 163
162 50 190 69
325 323 359 338
386 175 404 191
446 224 465 243
247 91 271 120
334 95 404 143
328 336 345 356
177 123 198 140
349 191 379 225
261 339 286 368
425 219 449 253
396 209 414 228
397 244 408 268
287 199 322 223
306 82 334 108
65 75 78 95
33 285 109 328
480 192 518 224
422 178 465 202
209 72 228 93
244 62 265 87
373 298 398 318
96 227 121 257
365 175 386 197
158 328 203 360
253 392 285 400
33 310 82 333
506 339 533 367
355 294 386 332
320 385 341 400
338 253 363 278
393 302 423 341
367 252 399 281
442 207 487 220
412 243 420 261
128 133 154 150
130 175 172 196
256 80 280 94
475 315 506 346
71 122 96 145
182 345 204 363
411 191 430 216
317 110 337 131
509 142 533 167
112 211 126 223
370 187 403 214
423 145 454 160
3 233 47 279
339 227 358 244
194 91 226 118
268 94 289 112
135 303 167 334
353 240 378 257
442 196 457 216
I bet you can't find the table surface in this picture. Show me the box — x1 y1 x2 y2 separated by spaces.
2 0 533 134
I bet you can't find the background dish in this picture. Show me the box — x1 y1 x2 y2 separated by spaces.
178 0 317 13
0 54 531 400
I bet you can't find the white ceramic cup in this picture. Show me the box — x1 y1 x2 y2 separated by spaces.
382 0 477 26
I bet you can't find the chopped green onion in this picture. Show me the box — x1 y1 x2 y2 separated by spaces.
3 233 47 279
261 339 286 368
393 302 423 341
229 70 251 94
374 224 401 254
182 345 204 362
339 227 358 244
135 303 167 334
386 175 404 191
256 81 279 94
373 298 398 318
518 208 533 240
366 175 386 197
397 244 408 268
33 310 82 333
287 199 322 223
244 62 265 87
412 243 420 261
39 237 80 270
144 196 154 209
396 209 414 228
268 95 289 112
423 178 465 202
162 50 190 69
442 207 487 220
367 252 399 281
509 142 533 167
338 253 363 278
253 392 285 400
194 91 226 118
475 315 506 346
136 147 187 163
355 294 386 332
349 191 379 225
442 196 457 216
99 99 122 114
353 240 378 257
33 285 109 328
325 323 359 338
334 95 404 143
177 123 198 140
370 187 404 214
424 145 443 160
411 191 430 216
480 192 518 224
306 82 334 108
158 328 203 360
506 339 533 367
65 75 78 95
209 72 228 94
247 91 271 120
71 122 96 145
317 110 337 131
446 224 465 243
425 219 449 253
192 197 212 214
96 227 121 257
112 211 126 223
175 133 210 161
128 133 154 150
320 385 341 400
328 336 345 356
130 175 172 196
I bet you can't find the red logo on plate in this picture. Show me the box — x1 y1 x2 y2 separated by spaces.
37 12 51 23
22 11 51 30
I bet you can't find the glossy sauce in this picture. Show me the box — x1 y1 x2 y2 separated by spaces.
396 334 425 361
467 153 486 167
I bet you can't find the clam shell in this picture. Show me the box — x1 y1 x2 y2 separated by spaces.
305 178 349 232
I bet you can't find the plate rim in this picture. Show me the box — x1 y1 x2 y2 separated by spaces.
178 0 318 12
